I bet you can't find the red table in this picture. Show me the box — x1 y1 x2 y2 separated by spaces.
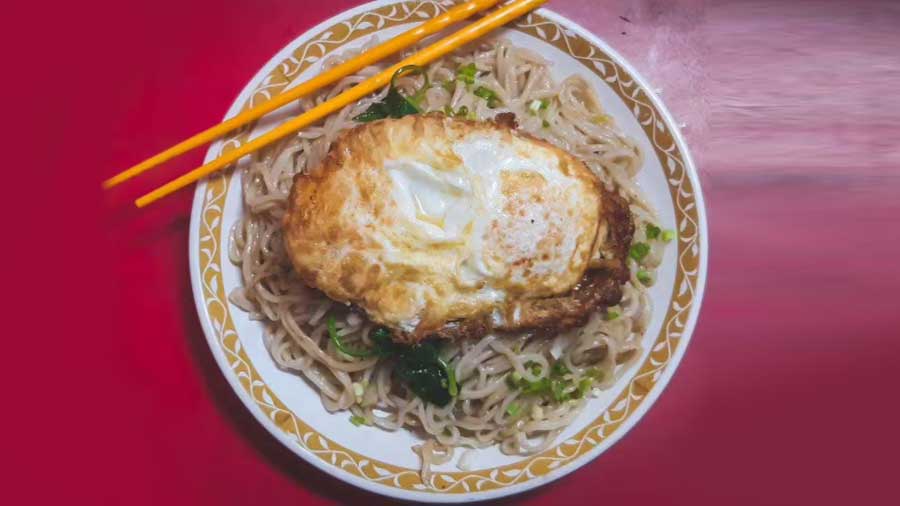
10 0 899 504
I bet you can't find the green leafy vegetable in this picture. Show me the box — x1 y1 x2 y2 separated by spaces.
353 65 427 123
352 90 419 122
606 310 620 321
456 62 477 85
646 223 661 240
662 229 676 242
396 65 430 108
473 86 500 108
394 341 454 407
629 242 650 262
329 320 455 406
637 270 652 285
368 327 398 356
378 328 455 406
328 316 378 357
349 414 367 427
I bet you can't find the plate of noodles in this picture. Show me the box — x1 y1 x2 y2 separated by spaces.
189 0 707 501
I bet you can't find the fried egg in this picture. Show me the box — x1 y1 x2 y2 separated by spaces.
283 114 606 341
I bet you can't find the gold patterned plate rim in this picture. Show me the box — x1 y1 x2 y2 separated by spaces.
188 1 708 502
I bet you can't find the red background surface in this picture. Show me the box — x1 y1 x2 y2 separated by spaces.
6 0 899 504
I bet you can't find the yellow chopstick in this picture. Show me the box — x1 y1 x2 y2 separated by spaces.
102 0 501 190
136 0 546 208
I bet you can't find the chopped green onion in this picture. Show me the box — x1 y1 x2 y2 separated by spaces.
441 80 455 92
456 62 477 85
586 369 604 381
542 119 550 129
328 316 376 357
662 229 676 242
439 358 458 397
506 371 523 389
576 378 593 397
506 403 522 417
646 223 661 240
629 242 650 262
550 361 570 378
637 270 652 285
524 360 543 376
349 415 367 427
473 86 496 100
455 105 469 118
585 367 605 381
521 377 551 395
550 379 568 402
606 310 620 321
473 86 500 108
443 105 454 116
528 99 542 114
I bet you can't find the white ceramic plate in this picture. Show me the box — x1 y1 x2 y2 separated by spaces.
189 1 707 502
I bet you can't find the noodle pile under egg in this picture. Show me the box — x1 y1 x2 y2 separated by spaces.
228 38 667 480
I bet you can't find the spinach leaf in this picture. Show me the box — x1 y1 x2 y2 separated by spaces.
329 319 456 406
369 326 400 356
353 65 427 123
394 342 453 407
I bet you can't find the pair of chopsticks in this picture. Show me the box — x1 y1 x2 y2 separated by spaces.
104 0 547 207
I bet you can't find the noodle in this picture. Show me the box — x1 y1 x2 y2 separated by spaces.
228 38 657 482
